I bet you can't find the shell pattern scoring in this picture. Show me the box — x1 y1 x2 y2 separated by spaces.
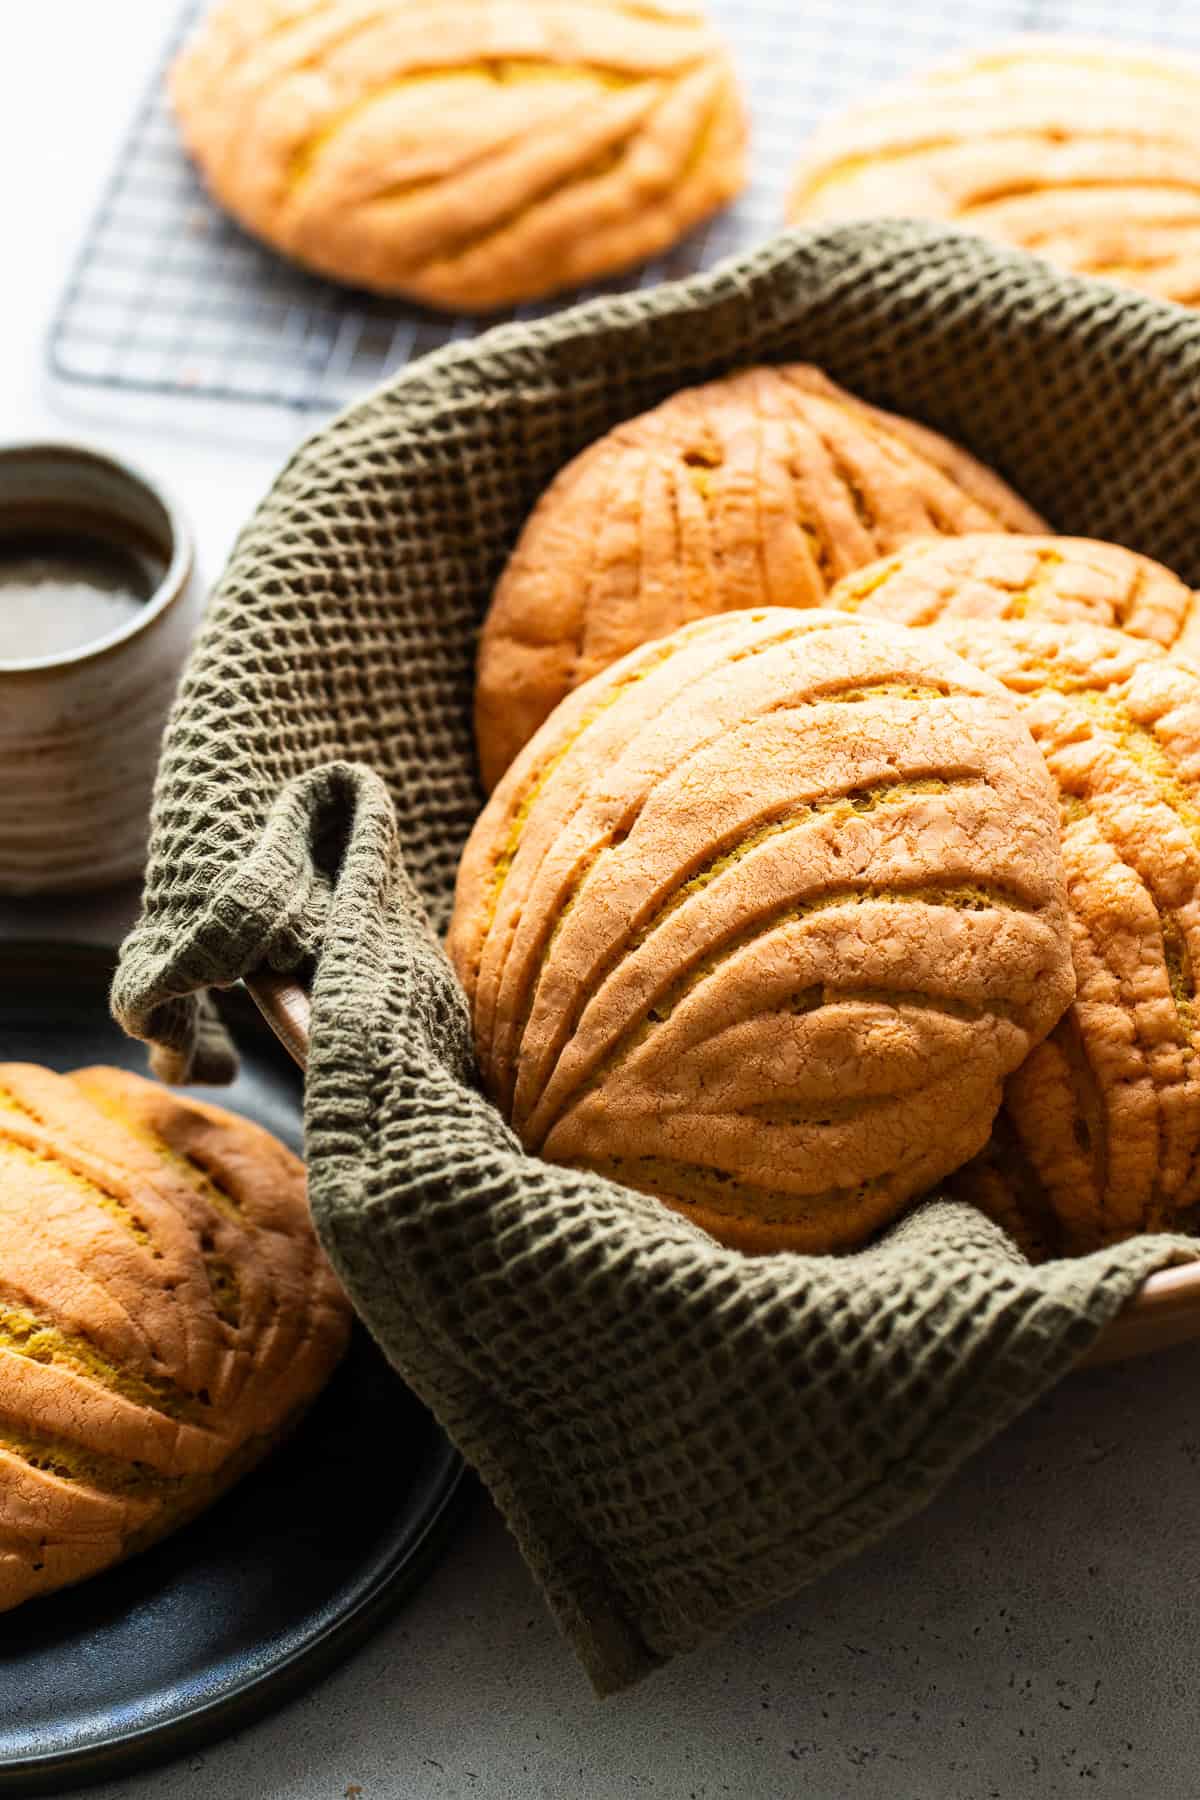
475 364 1045 791
171 0 747 309
0 1064 350 1610
920 621 1200 1253
451 609 1075 1254
788 38 1200 306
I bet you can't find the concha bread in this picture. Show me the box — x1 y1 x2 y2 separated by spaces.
786 37 1200 307
475 363 1045 790
930 620 1200 1252
450 608 1075 1253
0 1064 350 1611
170 0 747 310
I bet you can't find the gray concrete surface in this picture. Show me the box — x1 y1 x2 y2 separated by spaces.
53 1341 1200 1800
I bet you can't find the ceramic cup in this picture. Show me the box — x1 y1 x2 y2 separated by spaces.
0 441 199 896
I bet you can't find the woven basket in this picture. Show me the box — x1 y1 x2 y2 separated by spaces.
116 221 1200 1690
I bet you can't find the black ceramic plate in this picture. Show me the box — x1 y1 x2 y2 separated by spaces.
0 941 466 1794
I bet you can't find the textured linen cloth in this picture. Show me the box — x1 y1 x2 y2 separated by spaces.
114 222 1199 1693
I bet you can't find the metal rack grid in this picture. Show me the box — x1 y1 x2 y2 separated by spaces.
48 0 1200 420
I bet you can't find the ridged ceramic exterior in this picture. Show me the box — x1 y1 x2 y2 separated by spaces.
0 443 198 896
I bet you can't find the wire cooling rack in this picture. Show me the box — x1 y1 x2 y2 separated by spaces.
47 0 1200 421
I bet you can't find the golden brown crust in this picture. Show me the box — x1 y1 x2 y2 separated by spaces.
833 535 1199 652
0 1064 350 1611
170 0 747 309
787 37 1200 305
450 607 1075 1255
474 363 1045 791
950 1113 1065 1264
931 619 1200 1252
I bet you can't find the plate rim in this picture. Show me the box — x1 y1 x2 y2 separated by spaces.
0 1444 469 1795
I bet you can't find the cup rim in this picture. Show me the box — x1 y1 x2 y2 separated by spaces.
0 439 195 675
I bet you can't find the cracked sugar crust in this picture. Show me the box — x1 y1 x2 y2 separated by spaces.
931 618 1200 1253
0 1065 351 1611
169 0 746 310
449 608 1075 1255
787 37 1200 306
832 534 1200 657
474 363 1045 792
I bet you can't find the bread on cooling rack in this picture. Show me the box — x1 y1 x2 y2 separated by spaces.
170 0 748 311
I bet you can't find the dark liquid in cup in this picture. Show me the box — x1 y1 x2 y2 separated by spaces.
0 525 165 662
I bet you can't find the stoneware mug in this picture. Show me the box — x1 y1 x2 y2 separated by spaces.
0 441 198 896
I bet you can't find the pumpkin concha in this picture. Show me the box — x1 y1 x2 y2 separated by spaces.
474 362 1045 791
0 1064 351 1611
170 0 747 311
931 620 1200 1253
833 533 1200 658
786 37 1200 308
450 609 1076 1254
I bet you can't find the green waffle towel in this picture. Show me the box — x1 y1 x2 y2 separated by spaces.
114 222 1198 1693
